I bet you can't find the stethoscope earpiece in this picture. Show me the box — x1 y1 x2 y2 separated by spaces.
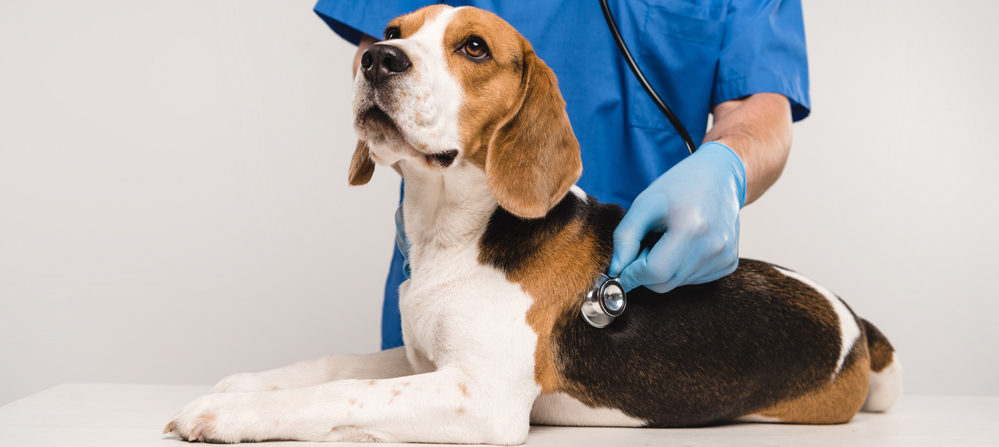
581 274 627 328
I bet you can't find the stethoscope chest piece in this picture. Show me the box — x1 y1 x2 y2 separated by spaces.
581 274 627 328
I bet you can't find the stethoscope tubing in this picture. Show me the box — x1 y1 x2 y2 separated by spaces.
582 0 696 328
599 0 697 155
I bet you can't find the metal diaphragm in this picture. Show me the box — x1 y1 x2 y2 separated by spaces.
581 274 627 328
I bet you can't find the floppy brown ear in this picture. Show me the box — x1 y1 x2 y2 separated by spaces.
348 140 376 186
486 48 582 219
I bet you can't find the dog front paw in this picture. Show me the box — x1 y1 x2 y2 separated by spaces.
164 393 262 443
209 372 279 394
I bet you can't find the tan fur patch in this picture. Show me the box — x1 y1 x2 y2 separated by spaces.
483 50 581 219
478 216 607 394
444 8 527 169
441 8 582 218
755 341 871 424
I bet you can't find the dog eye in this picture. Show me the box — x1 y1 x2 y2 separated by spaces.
384 26 401 40
460 36 490 60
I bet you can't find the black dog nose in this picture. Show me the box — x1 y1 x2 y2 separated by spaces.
361 44 412 85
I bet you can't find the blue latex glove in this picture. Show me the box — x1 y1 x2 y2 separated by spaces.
609 142 747 293
395 205 411 278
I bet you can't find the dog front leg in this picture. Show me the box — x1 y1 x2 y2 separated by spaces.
209 347 414 393
167 365 536 445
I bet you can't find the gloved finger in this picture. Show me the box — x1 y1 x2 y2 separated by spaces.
610 194 670 277
617 246 652 292
640 228 708 293
638 246 652 262
632 246 652 273
618 227 692 293
643 236 726 293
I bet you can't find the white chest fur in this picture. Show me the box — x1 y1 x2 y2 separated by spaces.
397 161 540 380
395 162 646 430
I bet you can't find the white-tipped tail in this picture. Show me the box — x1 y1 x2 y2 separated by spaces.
862 352 902 412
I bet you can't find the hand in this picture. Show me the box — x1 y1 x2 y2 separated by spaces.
609 142 746 293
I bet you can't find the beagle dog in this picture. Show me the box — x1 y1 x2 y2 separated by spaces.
164 5 902 444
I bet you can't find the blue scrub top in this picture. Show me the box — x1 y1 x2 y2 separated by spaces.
315 0 810 350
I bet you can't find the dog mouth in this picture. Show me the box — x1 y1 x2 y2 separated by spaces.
426 150 458 168
358 106 400 137
357 105 459 169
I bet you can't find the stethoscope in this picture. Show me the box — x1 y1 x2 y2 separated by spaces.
581 274 627 328
581 0 697 328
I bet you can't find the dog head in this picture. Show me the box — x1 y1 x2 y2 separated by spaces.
350 5 582 219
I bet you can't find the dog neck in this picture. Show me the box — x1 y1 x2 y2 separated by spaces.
398 159 497 272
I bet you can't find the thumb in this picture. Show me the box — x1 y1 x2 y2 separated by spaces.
610 194 669 277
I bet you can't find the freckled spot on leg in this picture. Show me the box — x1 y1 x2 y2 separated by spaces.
366 380 376 386
358 403 364 409
348 398 356 405
403 381 411 387
389 389 402 404
457 407 465 415
457 383 469 397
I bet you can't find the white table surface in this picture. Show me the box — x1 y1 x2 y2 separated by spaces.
0 383 996 446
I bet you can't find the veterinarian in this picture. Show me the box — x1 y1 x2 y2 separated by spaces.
316 0 809 350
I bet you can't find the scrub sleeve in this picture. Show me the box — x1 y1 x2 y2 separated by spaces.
713 0 810 121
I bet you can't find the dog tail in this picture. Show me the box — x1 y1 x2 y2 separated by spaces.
859 319 902 412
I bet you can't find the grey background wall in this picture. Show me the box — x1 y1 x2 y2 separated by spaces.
1 0 996 406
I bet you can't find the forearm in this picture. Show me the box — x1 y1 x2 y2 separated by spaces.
704 93 793 205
